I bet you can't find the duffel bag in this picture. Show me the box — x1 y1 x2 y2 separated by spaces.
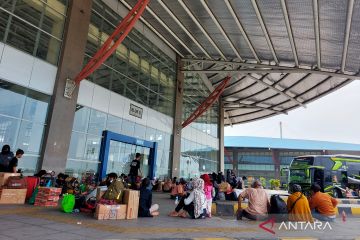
6 176 28 189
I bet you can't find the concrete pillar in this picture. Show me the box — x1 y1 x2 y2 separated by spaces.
219 99 225 173
272 149 281 179
39 0 92 173
171 55 184 178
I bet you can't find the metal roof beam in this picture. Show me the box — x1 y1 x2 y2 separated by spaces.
280 0 299 66
192 65 234 125
313 0 321 69
224 0 260 62
251 0 279 64
177 0 226 59
247 74 305 107
224 103 287 115
182 68 359 80
138 1 197 57
157 0 211 59
199 0 243 61
119 0 184 57
341 0 354 73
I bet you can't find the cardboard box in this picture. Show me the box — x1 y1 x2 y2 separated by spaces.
38 187 62 195
0 173 21 187
96 186 107 202
123 190 139 220
94 204 127 220
0 188 26 204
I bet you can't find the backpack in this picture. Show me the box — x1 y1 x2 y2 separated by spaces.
0 154 12 171
269 194 288 222
103 179 125 202
6 176 27 189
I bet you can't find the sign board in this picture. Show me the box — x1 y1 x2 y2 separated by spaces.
129 104 143 119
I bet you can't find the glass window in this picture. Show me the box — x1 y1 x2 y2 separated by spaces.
84 135 101 161
16 121 44 154
36 32 61 65
106 114 122 134
87 109 107 135
73 106 90 133
7 16 37 55
68 132 86 159
18 155 39 175
0 81 26 118
0 115 21 148
134 124 146 140
121 119 135 136
145 127 156 142
23 91 49 124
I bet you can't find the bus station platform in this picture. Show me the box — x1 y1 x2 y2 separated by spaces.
1 193 360 240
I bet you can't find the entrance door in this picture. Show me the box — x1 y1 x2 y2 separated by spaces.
99 131 157 181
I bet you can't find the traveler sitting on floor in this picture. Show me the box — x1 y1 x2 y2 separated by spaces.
236 180 269 221
101 173 125 203
163 177 172 192
139 178 160 217
287 184 313 222
218 177 230 200
169 178 207 219
308 183 338 222
201 174 213 217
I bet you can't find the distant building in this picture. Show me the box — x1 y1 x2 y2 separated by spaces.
224 136 360 183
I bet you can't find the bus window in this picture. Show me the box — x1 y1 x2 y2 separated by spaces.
341 171 348 185
313 168 324 190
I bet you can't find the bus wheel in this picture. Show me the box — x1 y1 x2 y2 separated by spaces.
333 189 343 198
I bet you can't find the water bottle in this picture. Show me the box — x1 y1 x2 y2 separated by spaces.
175 196 179 205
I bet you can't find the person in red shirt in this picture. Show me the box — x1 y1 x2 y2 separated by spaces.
308 183 338 222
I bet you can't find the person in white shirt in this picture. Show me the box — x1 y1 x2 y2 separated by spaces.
169 178 207 219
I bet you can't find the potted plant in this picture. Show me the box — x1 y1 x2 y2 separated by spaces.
269 179 281 190
259 177 267 188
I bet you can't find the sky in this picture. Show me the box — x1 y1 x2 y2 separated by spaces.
224 80 360 144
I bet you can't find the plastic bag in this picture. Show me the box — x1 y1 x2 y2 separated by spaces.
61 194 75 213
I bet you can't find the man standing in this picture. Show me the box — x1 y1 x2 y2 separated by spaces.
7 149 24 173
0 145 14 172
236 180 269 220
129 153 142 189
308 183 338 222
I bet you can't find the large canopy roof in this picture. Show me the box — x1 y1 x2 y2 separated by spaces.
121 0 360 125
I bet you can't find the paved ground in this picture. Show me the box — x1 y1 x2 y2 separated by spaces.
0 193 359 240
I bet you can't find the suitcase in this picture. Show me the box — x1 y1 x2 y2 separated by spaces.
6 176 27 189
25 176 40 200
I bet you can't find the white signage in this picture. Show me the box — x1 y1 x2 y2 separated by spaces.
129 104 143 119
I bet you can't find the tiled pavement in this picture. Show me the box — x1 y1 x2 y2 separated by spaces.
0 193 359 240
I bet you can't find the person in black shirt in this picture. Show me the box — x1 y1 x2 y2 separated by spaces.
0 145 14 172
139 178 159 217
129 153 142 189
7 149 24 173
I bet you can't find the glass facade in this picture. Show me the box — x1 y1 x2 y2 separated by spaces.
0 0 68 65
67 105 172 179
180 74 220 178
0 79 50 174
84 0 176 117
224 148 324 183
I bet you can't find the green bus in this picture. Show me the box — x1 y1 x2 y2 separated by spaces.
287 155 360 198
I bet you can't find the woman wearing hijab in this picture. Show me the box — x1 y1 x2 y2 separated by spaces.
169 178 207 219
0 145 14 172
287 184 313 222
201 174 213 217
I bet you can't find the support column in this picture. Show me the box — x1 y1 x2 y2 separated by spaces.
219 99 225 173
39 0 92 173
171 55 184 178
272 149 281 179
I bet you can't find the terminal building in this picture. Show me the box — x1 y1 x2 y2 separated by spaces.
0 0 359 180
225 136 360 182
